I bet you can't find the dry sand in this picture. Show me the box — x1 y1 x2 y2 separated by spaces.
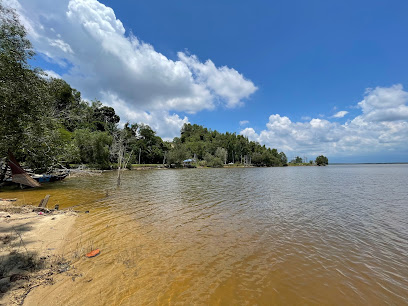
0 200 78 305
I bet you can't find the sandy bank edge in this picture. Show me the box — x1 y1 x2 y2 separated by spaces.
0 200 78 305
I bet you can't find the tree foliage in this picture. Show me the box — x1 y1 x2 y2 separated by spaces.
167 144 188 165
73 129 112 169
0 3 50 159
173 123 286 167
315 155 329 166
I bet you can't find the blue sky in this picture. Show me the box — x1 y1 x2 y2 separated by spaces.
8 0 408 162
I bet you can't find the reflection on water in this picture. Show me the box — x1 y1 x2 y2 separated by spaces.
4 165 408 304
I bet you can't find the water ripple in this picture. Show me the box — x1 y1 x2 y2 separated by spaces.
15 165 408 305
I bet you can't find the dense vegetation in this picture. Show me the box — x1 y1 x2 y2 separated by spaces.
0 2 327 183
315 155 329 166
169 124 287 167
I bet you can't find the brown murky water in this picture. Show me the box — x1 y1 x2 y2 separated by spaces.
2 165 408 305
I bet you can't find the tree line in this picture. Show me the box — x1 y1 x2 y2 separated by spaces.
288 155 329 166
167 124 288 167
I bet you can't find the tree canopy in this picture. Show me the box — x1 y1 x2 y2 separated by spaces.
174 123 286 167
315 155 329 166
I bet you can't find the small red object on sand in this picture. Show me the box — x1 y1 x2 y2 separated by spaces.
86 249 100 258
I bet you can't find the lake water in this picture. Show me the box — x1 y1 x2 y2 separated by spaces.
2 165 408 304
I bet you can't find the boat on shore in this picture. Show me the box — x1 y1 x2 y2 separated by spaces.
31 172 69 183
2 152 69 188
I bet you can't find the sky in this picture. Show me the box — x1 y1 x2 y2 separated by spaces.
5 0 408 162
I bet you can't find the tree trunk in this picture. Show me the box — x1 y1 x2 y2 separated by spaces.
117 146 123 187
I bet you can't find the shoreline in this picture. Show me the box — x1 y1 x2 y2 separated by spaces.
0 200 78 305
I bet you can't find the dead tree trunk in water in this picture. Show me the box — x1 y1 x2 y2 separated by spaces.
112 131 133 187
117 144 123 187
117 147 133 187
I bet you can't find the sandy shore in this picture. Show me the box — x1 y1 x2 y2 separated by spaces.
0 200 78 305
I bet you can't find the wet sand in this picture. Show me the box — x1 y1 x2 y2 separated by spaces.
0 200 77 305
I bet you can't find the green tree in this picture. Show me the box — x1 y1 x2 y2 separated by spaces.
167 144 188 166
315 155 328 166
203 152 223 167
279 152 288 165
215 147 227 165
73 129 112 169
262 151 281 167
126 123 167 164
48 78 86 132
0 3 62 173
251 152 263 166
0 3 43 154
210 157 223 167
92 105 120 132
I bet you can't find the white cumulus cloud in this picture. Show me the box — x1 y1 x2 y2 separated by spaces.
178 53 257 108
48 38 74 54
8 0 257 139
332 110 348 118
241 85 408 159
358 84 408 122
